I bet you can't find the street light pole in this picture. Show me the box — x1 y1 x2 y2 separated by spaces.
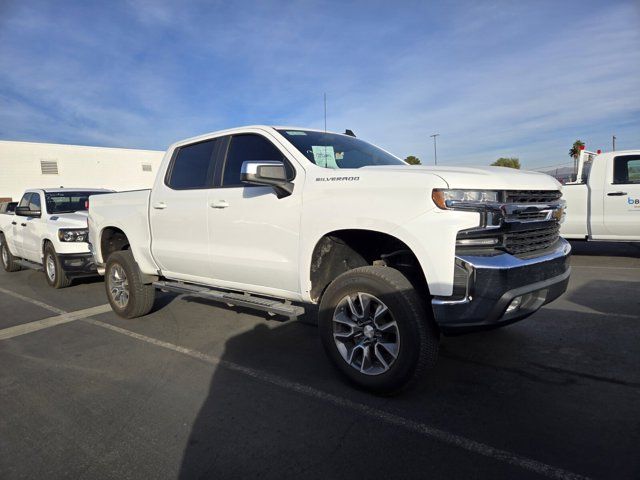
430 133 440 166
612 135 616 151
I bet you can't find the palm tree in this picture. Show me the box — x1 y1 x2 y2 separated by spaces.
569 140 585 180
568 140 585 160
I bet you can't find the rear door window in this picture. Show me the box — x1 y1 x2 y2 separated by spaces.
166 139 218 189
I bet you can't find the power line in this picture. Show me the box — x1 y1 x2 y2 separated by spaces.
529 161 574 171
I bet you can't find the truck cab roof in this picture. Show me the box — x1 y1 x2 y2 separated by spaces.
25 188 114 194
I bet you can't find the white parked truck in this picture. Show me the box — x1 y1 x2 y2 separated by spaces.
0 188 111 287
88 126 571 393
561 148 640 241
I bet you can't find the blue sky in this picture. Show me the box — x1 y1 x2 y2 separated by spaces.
0 0 638 169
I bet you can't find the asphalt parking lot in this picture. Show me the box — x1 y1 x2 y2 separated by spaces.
1 241 639 480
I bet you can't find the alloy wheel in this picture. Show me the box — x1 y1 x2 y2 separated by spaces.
332 292 400 376
46 254 56 282
108 264 130 309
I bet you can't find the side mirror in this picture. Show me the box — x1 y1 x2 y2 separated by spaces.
241 161 294 198
15 206 41 217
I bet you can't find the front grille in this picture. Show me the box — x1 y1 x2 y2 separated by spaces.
504 224 560 255
514 211 550 221
505 190 562 203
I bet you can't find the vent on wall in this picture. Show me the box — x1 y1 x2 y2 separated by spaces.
142 163 152 172
40 160 59 175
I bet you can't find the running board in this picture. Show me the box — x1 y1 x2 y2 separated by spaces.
16 258 43 271
152 280 305 319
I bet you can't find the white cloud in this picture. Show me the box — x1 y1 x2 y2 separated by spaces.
0 0 637 167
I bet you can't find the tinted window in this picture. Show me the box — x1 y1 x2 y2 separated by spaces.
18 193 32 208
222 134 289 187
29 193 41 210
613 155 640 184
167 139 217 189
45 191 107 214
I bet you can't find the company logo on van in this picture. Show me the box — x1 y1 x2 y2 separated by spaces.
628 197 640 209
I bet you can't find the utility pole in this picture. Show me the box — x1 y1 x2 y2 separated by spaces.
612 135 616 151
430 133 440 165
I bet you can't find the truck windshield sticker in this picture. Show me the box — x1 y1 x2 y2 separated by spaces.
285 131 307 136
312 146 338 168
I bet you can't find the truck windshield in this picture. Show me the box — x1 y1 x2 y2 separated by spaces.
45 191 108 214
277 130 406 169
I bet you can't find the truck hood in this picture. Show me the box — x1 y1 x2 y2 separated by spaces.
47 211 89 228
361 165 561 190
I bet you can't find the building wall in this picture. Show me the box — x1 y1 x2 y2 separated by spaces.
0 140 165 201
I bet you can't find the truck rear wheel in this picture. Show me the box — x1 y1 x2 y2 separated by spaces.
44 243 71 289
0 234 21 272
105 250 155 319
318 266 439 394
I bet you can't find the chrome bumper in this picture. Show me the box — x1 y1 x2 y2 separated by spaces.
432 238 571 334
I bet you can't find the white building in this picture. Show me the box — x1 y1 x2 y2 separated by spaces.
0 140 164 202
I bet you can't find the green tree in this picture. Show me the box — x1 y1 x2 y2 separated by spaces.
568 140 585 161
491 157 521 169
405 155 421 165
568 139 585 179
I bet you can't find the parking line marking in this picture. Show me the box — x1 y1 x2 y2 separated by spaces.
0 286 66 315
85 317 591 480
571 265 640 271
0 304 112 341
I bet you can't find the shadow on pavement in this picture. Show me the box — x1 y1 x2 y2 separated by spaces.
564 279 640 316
568 240 640 257
176 289 640 478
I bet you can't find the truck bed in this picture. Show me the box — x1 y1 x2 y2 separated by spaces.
88 189 155 270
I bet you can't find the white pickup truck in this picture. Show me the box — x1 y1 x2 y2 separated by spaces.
0 188 111 288
561 148 640 241
88 126 571 393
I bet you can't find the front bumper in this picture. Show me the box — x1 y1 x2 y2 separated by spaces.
432 238 571 334
58 252 97 276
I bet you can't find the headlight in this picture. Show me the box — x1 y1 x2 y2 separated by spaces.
58 228 89 242
432 189 500 210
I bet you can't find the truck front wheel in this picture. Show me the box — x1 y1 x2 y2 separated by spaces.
44 243 71 289
318 266 439 394
0 234 21 272
105 250 155 319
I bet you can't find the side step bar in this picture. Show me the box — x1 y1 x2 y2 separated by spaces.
16 258 43 271
153 280 305 319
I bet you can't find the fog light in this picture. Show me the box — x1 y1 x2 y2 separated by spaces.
506 296 523 313
456 238 499 247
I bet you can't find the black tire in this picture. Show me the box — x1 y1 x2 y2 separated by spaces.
43 243 72 289
105 250 155 319
0 234 21 272
318 266 439 394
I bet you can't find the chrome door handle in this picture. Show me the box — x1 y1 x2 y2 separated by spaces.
152 202 167 209
607 191 627 196
210 200 229 209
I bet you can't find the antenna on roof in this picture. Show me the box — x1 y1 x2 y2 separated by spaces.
324 93 327 132
345 129 356 137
